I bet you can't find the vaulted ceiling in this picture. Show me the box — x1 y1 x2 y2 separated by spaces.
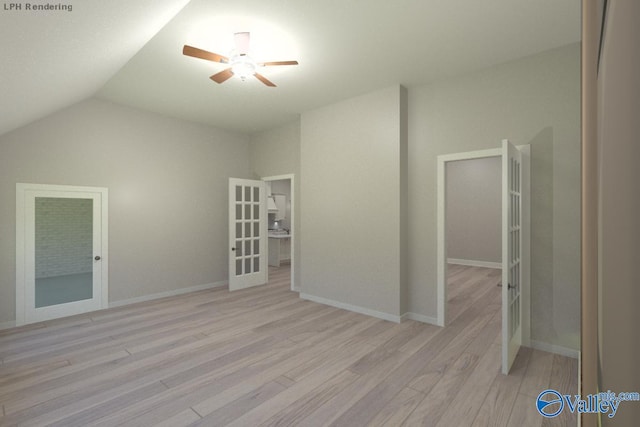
0 0 580 136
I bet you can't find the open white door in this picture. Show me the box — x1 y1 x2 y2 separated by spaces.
502 140 523 374
228 178 268 291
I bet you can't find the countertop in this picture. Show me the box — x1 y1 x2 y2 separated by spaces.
268 233 292 239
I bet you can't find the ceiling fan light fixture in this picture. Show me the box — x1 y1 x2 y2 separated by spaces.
230 55 256 81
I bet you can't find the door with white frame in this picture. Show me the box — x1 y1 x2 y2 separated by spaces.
436 141 529 375
16 184 108 325
501 139 523 374
228 178 268 291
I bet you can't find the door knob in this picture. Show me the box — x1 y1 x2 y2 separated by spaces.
95 256 101 261
231 247 236 251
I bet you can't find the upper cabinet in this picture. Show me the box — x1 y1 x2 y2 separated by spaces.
267 196 278 212
273 194 287 220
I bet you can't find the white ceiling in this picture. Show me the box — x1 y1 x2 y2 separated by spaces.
0 0 190 136
1 0 580 136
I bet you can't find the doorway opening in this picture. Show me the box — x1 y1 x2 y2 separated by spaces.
437 148 501 326
445 155 502 325
437 142 530 374
262 174 296 292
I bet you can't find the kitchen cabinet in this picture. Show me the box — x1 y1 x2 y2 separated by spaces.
273 194 286 221
268 233 291 267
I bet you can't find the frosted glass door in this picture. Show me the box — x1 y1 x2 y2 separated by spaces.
17 184 108 325
35 197 94 307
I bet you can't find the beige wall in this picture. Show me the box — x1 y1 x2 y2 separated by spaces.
446 157 501 264
0 98 250 324
249 121 301 288
300 85 406 318
598 1 640 425
407 43 581 350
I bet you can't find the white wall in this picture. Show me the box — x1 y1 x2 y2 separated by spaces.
446 157 501 264
598 2 640 425
407 43 581 350
0 98 250 324
300 85 407 319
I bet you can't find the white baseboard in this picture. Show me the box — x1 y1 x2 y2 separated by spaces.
530 340 579 359
109 281 227 309
0 320 16 331
401 312 440 326
299 293 401 323
448 258 502 269
0 281 226 331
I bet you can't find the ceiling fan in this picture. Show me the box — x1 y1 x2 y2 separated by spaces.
183 32 298 87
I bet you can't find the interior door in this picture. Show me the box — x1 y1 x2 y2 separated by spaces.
16 184 108 325
502 140 522 374
228 178 267 291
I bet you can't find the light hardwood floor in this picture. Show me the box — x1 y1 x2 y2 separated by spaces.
0 264 577 426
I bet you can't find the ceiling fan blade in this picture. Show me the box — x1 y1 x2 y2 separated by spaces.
210 68 234 84
259 60 299 66
254 73 276 87
183 45 228 64
234 32 250 55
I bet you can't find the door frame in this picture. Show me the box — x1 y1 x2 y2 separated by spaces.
261 174 296 292
436 146 530 347
16 183 109 326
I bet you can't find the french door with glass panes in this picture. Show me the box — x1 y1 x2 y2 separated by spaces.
16 184 108 325
502 140 523 374
228 178 267 291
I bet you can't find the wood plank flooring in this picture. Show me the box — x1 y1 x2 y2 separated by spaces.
0 264 577 426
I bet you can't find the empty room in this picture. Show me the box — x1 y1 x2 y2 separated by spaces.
1 1 638 426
